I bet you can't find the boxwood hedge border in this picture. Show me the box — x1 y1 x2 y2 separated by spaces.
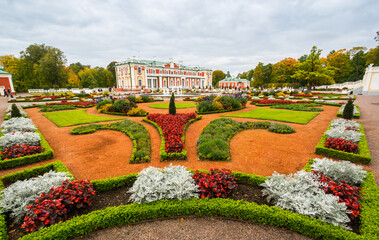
315 122 371 164
195 106 246 115
143 116 202 161
0 159 376 240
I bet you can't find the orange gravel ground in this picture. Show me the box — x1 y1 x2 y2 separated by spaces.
0 101 341 180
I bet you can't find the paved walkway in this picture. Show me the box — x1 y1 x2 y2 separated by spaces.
355 95 379 186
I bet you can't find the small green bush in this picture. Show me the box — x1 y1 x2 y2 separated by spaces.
11 104 22 118
169 93 176 115
96 99 112 110
342 99 354 120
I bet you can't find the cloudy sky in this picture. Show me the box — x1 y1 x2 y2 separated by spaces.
1 0 378 75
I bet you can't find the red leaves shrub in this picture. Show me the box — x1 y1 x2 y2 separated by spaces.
314 171 363 219
325 138 358 153
1 144 44 159
147 113 197 153
192 168 237 199
21 179 95 233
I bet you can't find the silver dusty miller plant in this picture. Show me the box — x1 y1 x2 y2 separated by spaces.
0 170 72 222
0 131 41 148
330 119 360 130
1 117 36 134
128 164 199 204
311 158 367 186
325 126 362 143
260 170 351 229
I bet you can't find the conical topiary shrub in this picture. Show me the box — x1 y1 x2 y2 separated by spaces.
11 104 22 118
169 92 176 115
342 99 354 120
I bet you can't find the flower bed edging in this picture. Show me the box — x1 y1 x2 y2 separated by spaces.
0 160 72 240
70 120 151 164
0 130 54 170
337 105 360 119
195 107 245 115
143 116 202 161
315 123 371 164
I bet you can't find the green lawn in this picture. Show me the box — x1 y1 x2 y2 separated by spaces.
148 102 197 109
222 108 319 124
42 109 123 127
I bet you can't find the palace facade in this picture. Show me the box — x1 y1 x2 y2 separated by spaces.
115 59 212 90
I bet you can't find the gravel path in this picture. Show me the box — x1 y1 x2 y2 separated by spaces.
75 216 312 240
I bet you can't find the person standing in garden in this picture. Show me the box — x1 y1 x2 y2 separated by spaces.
7 88 12 98
3 88 8 97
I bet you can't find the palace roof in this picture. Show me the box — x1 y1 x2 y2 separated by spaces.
115 59 212 71
219 77 250 83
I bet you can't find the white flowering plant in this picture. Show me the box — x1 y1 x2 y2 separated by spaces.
0 131 41 148
325 126 362 143
1 117 36 134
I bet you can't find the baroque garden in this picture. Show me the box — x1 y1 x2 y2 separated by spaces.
0 62 378 239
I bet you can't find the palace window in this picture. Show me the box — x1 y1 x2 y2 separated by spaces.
138 67 142 74
138 79 142 87
170 80 173 86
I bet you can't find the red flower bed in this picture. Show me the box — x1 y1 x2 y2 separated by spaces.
314 171 363 219
32 96 62 101
325 138 358 153
147 113 197 153
192 168 237 199
1 144 44 159
46 100 95 107
22 179 95 233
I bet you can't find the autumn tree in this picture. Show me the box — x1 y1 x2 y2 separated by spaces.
253 63 272 88
69 62 90 74
67 68 81 87
78 68 96 88
366 46 379 66
212 70 226 88
326 49 352 83
271 57 298 83
298 54 308 63
0 55 24 91
348 47 367 81
292 46 335 90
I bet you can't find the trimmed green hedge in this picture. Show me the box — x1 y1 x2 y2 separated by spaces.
0 161 72 240
143 116 202 161
315 123 372 164
0 129 54 170
99 111 149 117
195 106 245 115
70 120 151 164
337 105 360 119
2 160 378 240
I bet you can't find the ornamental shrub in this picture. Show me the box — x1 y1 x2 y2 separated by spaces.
169 92 176 115
314 171 363 220
1 117 36 134
0 170 71 222
95 99 112 110
325 126 362 143
311 158 367 186
268 123 295 134
5 105 26 118
22 179 95 233
325 138 358 153
342 99 355 120
2 144 44 159
0 131 41 148
192 168 237 199
113 99 137 113
11 104 22 118
135 96 143 103
260 171 350 229
338 104 359 115
127 107 147 116
128 164 198 203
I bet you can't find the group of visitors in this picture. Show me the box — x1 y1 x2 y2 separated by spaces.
3 88 13 98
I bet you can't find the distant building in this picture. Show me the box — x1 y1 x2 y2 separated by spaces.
361 64 379 95
0 67 15 95
218 77 250 89
115 58 212 91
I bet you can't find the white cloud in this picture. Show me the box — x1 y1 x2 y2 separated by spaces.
0 0 378 75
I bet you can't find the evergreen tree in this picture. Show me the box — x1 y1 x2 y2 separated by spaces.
169 92 176 115
342 99 354 120
11 104 22 118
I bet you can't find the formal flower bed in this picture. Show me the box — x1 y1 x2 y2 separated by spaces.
250 99 312 105
1 159 377 240
5 105 27 119
8 93 95 103
39 105 77 112
197 118 295 161
270 103 324 112
96 99 148 116
46 100 95 108
0 117 54 169
144 113 199 161
70 119 151 163
196 95 248 114
337 104 360 118
315 119 371 164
